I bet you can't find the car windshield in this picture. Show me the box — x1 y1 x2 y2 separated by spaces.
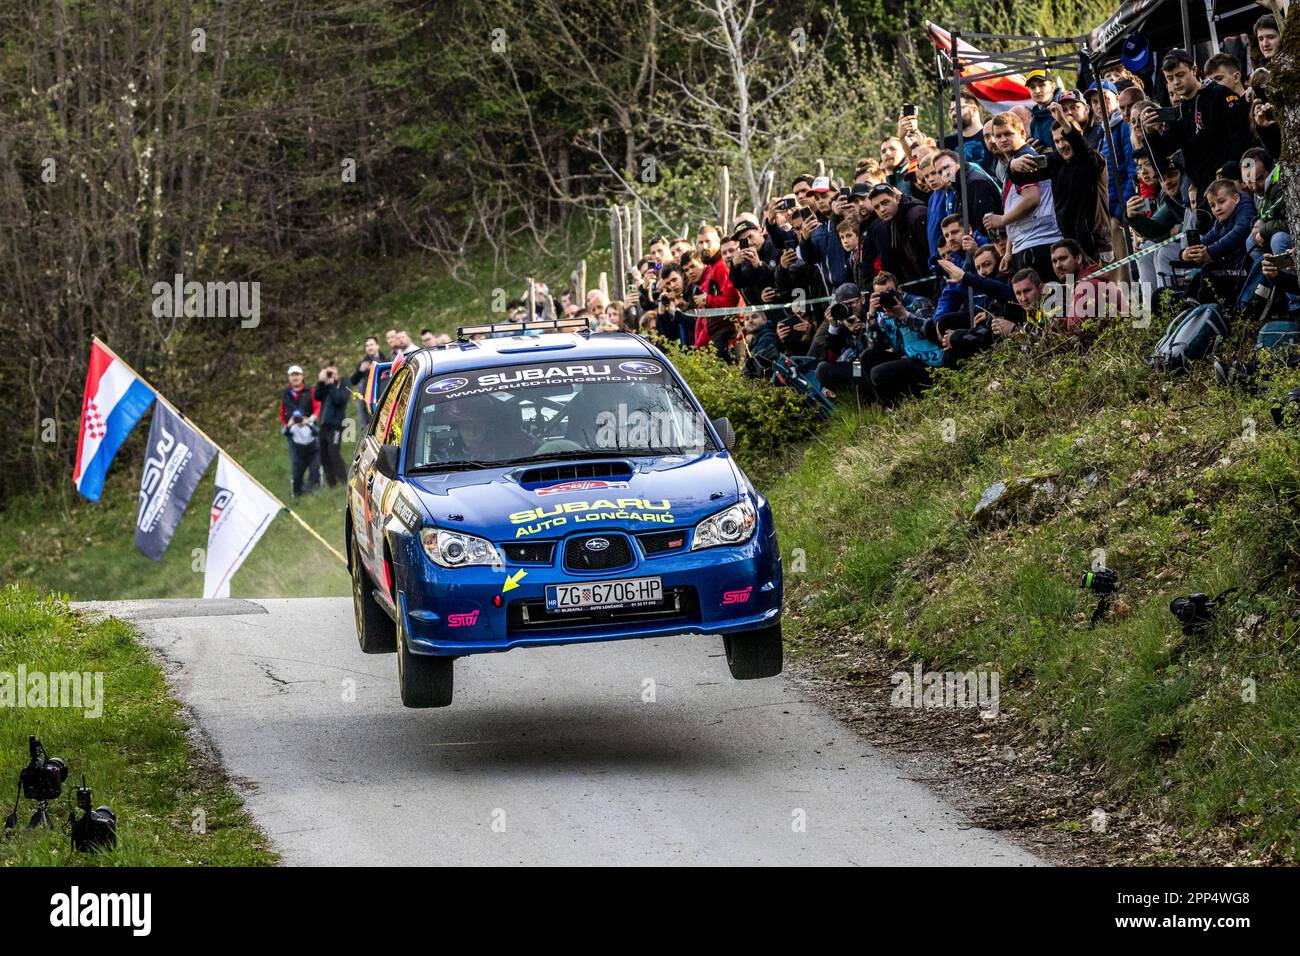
407 356 716 470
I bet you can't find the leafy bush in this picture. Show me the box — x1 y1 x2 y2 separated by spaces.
658 340 818 460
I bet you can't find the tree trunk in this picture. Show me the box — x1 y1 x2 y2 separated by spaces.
1271 12 1300 257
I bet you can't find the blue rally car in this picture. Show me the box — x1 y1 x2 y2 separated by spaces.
346 318 783 707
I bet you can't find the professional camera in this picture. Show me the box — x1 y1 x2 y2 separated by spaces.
829 301 858 324
1169 592 1213 635
71 781 117 853
20 736 67 801
1080 567 1118 595
1080 567 1118 627
878 289 901 310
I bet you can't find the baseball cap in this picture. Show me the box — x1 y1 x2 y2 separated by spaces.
1024 69 1050 83
287 364 303 375
1058 89 1084 105
809 176 832 193
731 212 761 238
291 409 305 419
1121 34 1152 73
1217 160 1243 181
1085 79 1118 98
833 282 862 303
850 182 873 200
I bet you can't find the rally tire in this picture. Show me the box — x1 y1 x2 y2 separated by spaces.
397 613 454 708
352 536 396 654
723 622 783 680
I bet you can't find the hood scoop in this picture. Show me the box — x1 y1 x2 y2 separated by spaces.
516 460 634 489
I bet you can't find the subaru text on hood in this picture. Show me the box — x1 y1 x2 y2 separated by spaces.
346 319 783 707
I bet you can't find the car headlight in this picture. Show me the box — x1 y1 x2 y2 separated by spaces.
420 528 500 568
692 499 757 550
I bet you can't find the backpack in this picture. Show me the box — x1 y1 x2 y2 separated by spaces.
1150 303 1230 372
1257 320 1300 352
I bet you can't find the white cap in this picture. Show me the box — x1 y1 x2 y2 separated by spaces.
287 364 303 375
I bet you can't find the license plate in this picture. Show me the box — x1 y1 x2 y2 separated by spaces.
545 576 663 613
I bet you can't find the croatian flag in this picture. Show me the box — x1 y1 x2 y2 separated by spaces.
73 340 155 502
926 23 1035 114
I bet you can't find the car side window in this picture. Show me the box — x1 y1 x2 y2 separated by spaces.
372 369 410 445
381 372 414 447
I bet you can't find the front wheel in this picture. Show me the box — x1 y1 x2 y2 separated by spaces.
723 622 783 680
397 612 454 707
352 535 396 654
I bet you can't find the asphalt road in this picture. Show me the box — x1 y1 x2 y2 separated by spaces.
85 598 1041 866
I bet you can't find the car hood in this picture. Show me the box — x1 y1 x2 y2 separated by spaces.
405 452 742 542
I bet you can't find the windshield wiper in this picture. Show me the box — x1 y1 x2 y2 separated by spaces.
406 459 495 473
495 450 632 466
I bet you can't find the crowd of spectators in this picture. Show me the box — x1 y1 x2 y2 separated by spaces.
541 14 1291 407
280 14 1294 490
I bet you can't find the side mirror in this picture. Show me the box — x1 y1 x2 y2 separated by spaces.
712 416 736 452
375 444 400 480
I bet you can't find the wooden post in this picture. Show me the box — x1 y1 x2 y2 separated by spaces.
577 260 588 305
526 276 536 322
757 169 774 218
609 206 625 302
598 271 609 300
631 204 643 264
816 158 825 178
718 166 731 232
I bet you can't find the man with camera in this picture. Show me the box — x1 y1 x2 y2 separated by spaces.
1139 49 1252 196
692 223 741 361
652 263 693 346
812 283 876 402
315 361 351 488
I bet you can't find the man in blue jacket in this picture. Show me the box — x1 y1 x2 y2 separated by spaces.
1085 80 1136 225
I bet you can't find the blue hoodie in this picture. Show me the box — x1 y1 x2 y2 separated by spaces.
1088 111 1137 220
1203 191 1257 264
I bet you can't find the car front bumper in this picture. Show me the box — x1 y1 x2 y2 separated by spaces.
395 529 782 656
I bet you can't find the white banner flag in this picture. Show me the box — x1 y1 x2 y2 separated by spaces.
204 455 282 599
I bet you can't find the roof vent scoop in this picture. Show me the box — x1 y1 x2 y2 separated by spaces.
517 460 634 488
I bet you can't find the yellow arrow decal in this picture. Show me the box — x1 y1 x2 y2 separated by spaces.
502 569 527 593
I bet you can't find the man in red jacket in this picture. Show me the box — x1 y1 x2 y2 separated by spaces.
691 223 741 360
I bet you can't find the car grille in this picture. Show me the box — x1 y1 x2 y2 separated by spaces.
507 587 699 634
638 529 688 555
563 533 634 572
502 541 556 564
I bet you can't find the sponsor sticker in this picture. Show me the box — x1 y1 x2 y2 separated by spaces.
722 586 752 605
534 480 629 496
425 377 468 395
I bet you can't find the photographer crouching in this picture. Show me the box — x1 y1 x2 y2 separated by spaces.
814 275 940 407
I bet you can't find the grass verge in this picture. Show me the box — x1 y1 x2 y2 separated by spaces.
767 317 1300 862
0 586 275 865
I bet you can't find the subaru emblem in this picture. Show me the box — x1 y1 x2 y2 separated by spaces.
585 537 610 552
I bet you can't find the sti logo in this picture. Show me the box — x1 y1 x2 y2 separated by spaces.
721 586 752 605
447 610 480 627
425 377 468 395
618 361 661 375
